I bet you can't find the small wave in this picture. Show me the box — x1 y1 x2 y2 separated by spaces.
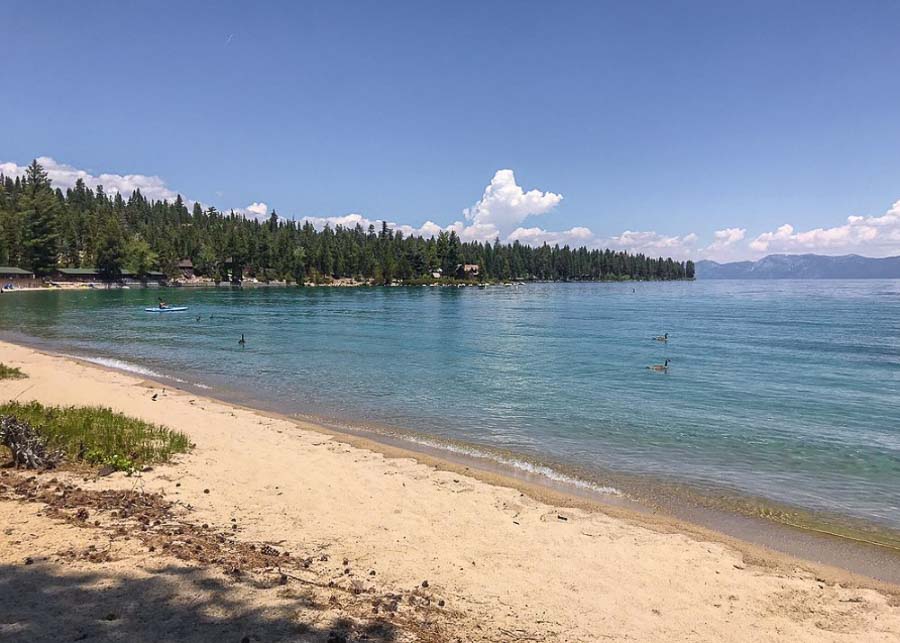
64 354 166 379
400 435 621 496
60 353 196 385
60 352 229 395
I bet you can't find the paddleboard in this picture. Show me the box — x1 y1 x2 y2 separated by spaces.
144 306 188 313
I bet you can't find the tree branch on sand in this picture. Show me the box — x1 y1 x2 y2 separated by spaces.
0 415 61 469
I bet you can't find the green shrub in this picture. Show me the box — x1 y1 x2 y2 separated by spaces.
0 363 26 380
0 401 191 472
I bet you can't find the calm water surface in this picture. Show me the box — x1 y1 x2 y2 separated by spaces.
2 281 899 537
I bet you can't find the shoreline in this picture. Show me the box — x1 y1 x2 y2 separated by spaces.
300 415 900 580
8 299 899 563
3 337 900 590
0 274 694 295
5 329 900 583
0 324 900 586
3 338 900 639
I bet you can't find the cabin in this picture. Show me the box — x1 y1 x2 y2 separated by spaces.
123 271 167 286
53 268 102 283
223 256 242 283
53 268 166 285
177 258 195 279
461 263 480 278
0 267 36 290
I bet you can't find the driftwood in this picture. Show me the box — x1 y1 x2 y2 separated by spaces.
0 415 61 469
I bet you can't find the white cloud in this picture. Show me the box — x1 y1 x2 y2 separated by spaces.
505 226 701 259
401 220 450 238
452 170 704 257
462 169 563 239
508 226 594 246
233 201 270 219
0 156 271 217
301 213 378 230
245 202 268 216
605 230 699 255
299 214 470 241
749 201 900 257
709 227 746 248
689 227 749 261
383 170 565 243
14 156 900 263
0 156 183 203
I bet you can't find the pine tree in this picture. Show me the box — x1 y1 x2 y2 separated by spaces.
20 160 60 276
96 220 126 283
0 160 692 284
124 235 158 279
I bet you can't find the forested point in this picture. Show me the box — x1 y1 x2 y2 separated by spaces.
0 160 695 284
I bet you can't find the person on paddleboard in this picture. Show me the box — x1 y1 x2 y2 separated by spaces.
158 297 169 309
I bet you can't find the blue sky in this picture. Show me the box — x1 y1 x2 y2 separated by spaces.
3 1 900 260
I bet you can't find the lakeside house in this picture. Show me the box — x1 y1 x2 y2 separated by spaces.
123 270 167 287
53 268 102 283
0 267 35 290
177 259 195 279
52 267 167 285
430 264 480 280
223 256 243 283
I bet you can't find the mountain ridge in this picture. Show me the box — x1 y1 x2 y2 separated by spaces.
695 253 900 279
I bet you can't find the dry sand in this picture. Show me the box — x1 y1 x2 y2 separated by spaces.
1 339 899 642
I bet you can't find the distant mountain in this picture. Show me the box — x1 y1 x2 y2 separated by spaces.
695 254 900 279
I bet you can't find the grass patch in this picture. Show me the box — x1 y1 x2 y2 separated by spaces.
0 363 26 380
0 401 191 472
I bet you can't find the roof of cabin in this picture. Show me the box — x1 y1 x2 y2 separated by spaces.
56 268 99 275
56 268 167 278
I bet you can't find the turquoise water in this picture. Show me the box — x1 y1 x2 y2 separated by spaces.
2 281 899 536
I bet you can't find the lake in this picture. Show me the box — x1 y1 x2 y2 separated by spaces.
2 280 899 544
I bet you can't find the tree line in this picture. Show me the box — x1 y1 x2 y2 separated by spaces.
0 160 695 283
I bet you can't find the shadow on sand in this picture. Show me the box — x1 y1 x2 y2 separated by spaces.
0 561 400 642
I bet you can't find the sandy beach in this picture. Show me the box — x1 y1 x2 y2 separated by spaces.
1 339 899 642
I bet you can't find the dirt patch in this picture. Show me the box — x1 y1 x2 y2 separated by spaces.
0 469 480 642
